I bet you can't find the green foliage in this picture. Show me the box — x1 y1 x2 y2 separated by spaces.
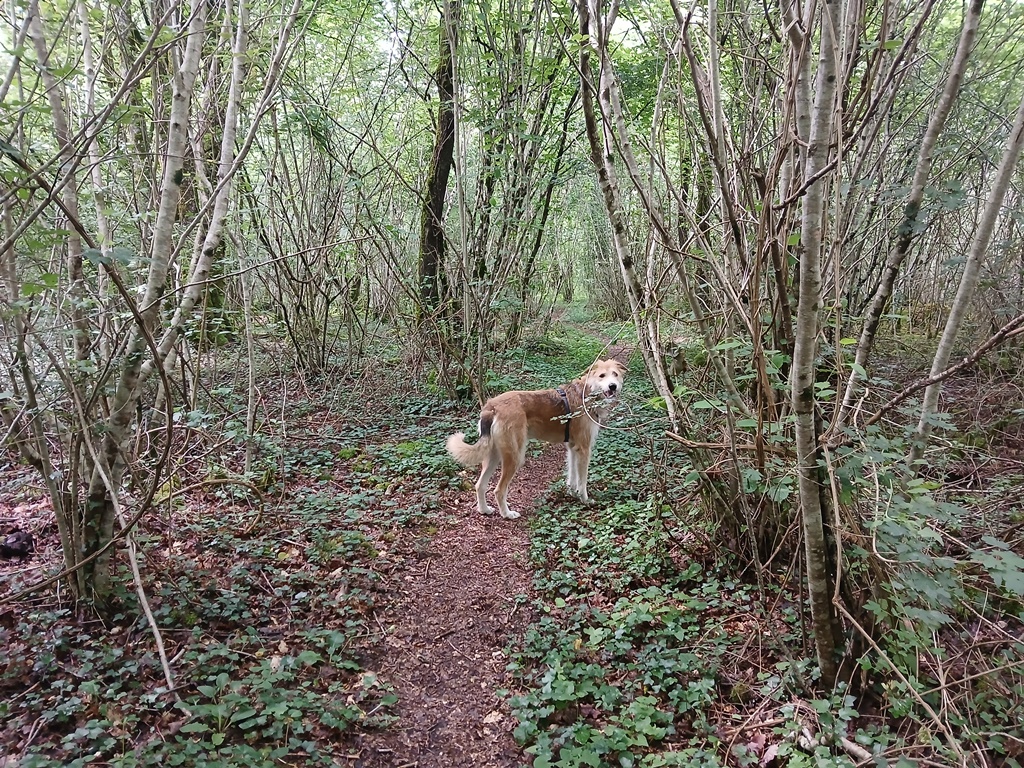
2 360 478 765
8 547 391 766
832 424 1024 761
505 353 756 766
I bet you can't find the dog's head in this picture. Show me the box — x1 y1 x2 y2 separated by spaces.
582 359 626 401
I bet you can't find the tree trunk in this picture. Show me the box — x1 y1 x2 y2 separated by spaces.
578 0 684 430
78 0 301 606
510 88 578 344
791 0 845 686
836 0 984 431
81 0 207 604
418 0 458 321
28 0 90 365
910 88 1024 463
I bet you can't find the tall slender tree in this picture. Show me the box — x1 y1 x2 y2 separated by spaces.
418 0 458 321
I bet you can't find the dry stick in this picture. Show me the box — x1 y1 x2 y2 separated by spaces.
53 364 177 693
821 446 845 611
839 736 873 763
110 498 176 692
857 310 1024 431
724 699 778 755
664 431 793 456
834 601 968 766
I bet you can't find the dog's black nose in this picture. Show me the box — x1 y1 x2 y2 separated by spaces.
608 383 617 393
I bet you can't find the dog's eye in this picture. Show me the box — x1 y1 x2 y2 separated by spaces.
599 373 606 378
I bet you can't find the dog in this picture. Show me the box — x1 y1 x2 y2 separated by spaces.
446 359 626 519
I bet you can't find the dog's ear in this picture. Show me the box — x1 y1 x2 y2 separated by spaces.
610 359 627 376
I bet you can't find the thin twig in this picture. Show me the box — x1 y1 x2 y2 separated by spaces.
845 311 1024 437
68 391 178 696
664 431 793 456
834 601 968 765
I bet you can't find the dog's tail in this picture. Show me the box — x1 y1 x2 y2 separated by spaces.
446 431 491 466
446 411 495 466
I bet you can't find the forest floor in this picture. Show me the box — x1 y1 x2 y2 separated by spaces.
2 330 1023 767
0 331 625 767
0 399 566 768
350 446 562 768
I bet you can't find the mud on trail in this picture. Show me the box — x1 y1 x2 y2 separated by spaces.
351 444 566 768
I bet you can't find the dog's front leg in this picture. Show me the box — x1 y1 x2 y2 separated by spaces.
566 444 591 502
566 446 579 494
576 445 591 502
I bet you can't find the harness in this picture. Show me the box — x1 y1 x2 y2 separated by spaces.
555 387 572 443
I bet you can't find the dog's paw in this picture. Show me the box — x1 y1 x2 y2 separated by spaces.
567 487 591 504
500 509 521 520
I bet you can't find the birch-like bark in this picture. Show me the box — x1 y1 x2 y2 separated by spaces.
579 0 680 430
836 0 984 431
84 0 206 601
77 0 114 364
241 247 258 475
704 0 746 277
28 0 90 364
792 0 845 686
575 7 641 327
0 6 176 260
910 89 1024 464
596 10 680 428
155 0 248 358
583 0 759 426
95 0 302 491
28 0 104 589
0 7 31 104
146 0 302 378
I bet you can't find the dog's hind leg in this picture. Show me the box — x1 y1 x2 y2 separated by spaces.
494 434 527 519
475 449 500 515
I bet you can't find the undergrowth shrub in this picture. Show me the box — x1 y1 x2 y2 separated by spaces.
2 362 472 766
829 424 1024 763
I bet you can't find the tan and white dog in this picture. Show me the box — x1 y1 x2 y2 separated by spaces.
446 359 626 519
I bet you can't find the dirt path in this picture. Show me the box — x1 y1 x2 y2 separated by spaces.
352 445 565 767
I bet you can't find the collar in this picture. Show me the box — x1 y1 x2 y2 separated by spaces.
555 387 571 442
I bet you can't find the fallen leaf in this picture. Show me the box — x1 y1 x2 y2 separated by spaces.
749 731 766 754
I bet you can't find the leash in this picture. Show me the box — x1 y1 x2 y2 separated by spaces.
555 387 572 443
